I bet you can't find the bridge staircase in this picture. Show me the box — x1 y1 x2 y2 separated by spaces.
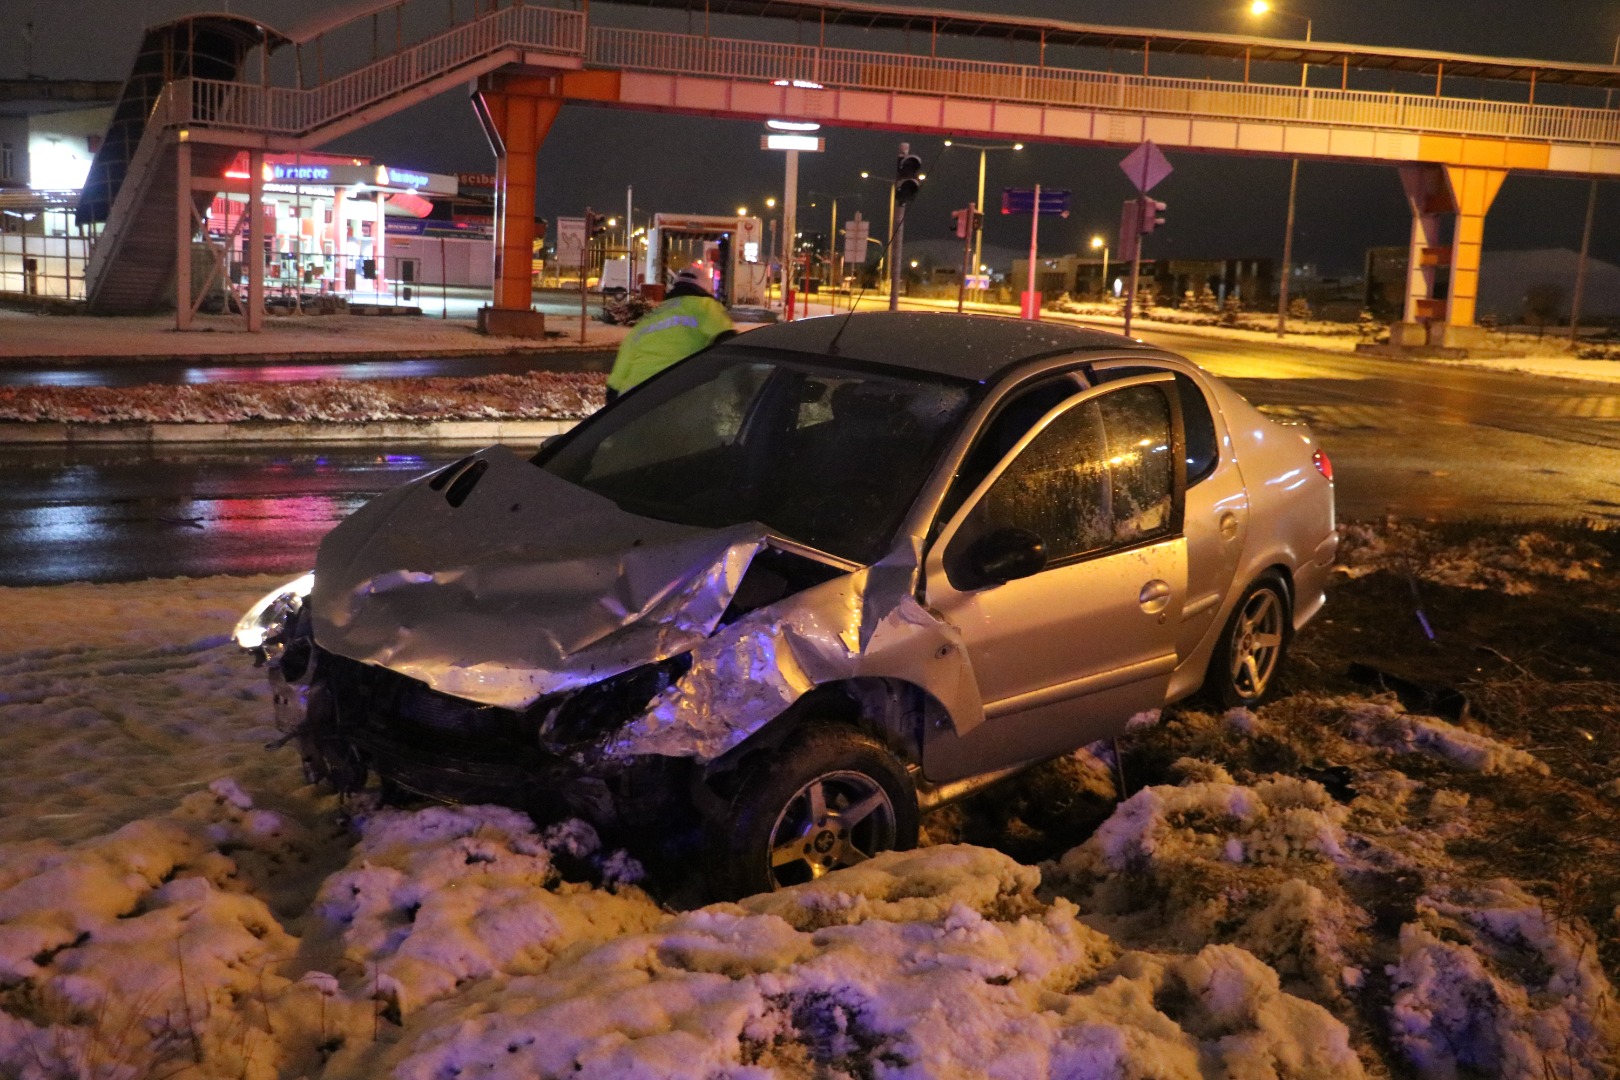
83 1 584 314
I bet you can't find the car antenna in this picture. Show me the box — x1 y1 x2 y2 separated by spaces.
826 144 945 356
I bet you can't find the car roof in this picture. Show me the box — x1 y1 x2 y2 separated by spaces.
728 311 1150 382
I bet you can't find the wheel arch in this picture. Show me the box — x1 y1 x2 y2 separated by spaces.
702 676 945 791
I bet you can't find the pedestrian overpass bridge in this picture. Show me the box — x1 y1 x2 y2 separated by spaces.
80 0 1620 342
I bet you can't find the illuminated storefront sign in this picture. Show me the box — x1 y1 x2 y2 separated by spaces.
268 163 332 182
379 166 431 189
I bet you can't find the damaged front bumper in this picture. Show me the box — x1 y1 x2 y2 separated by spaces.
269 643 709 833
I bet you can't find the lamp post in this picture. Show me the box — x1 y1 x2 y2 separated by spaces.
942 140 1022 300
858 169 898 296
809 189 862 298
1249 1 1311 338
1090 234 1110 300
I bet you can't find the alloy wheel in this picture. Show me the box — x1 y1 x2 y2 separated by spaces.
767 770 897 888
1229 587 1285 699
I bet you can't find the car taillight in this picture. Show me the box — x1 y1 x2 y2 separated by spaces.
1312 448 1334 482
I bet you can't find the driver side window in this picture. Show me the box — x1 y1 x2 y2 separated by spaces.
945 382 1178 589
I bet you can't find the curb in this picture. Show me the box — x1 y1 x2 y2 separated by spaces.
0 418 583 446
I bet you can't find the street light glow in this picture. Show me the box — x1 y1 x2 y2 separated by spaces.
766 197 777 208
737 206 748 216
1014 143 1024 151
1091 235 1105 249
1250 0 1269 14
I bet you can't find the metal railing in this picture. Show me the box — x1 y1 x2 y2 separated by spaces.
177 5 585 138
590 26 1620 147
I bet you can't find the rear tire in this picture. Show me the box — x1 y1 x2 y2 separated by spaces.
1204 576 1292 709
709 725 918 900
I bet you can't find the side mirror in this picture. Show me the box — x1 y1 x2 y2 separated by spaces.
966 527 1047 585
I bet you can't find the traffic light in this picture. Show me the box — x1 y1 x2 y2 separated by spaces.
895 144 923 207
585 210 609 239
950 206 985 238
1138 197 1167 234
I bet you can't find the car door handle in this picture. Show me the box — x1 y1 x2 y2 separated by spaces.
1139 579 1173 615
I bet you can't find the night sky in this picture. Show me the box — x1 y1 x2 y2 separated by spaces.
6 0 1619 274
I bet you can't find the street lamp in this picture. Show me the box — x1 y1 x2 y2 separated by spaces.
941 140 1023 300
858 169 896 294
1249 1 1312 338
1090 234 1110 299
809 189 862 296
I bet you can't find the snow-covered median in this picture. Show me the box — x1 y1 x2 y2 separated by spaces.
1 572 1616 1079
0 371 604 425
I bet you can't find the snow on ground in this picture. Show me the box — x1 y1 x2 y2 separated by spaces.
1 559 1616 1078
0 371 604 425
1335 520 1607 593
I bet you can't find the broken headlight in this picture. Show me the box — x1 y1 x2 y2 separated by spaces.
233 572 315 661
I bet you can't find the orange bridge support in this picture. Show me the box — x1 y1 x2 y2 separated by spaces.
1396 162 1508 349
474 75 562 336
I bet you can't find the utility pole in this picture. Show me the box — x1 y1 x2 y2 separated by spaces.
1571 36 1618 343
1023 183 1041 320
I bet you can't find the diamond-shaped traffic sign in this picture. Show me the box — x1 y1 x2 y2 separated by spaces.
1119 141 1173 193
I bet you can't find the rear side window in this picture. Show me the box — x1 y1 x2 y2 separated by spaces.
1095 367 1217 484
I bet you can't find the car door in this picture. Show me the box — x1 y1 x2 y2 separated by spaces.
1092 362 1249 664
922 373 1189 782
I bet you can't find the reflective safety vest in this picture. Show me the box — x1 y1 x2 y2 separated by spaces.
606 294 735 393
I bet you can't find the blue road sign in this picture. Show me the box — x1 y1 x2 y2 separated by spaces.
1001 187 1072 217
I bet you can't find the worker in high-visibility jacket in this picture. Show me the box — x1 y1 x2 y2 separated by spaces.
605 268 736 403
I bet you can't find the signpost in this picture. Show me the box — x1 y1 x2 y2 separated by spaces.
843 213 870 307
554 216 586 277
1118 141 1173 336
762 132 825 320
1001 186 1071 321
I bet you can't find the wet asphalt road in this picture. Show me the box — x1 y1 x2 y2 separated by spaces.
2 331 1617 586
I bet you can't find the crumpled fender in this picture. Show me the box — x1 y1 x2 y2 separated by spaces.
607 543 985 763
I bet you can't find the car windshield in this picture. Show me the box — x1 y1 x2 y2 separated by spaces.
536 349 977 564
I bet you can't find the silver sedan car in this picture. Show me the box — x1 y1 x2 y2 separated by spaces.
237 313 1336 897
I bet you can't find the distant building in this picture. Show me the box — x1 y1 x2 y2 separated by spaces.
1153 258 1274 307
1364 246 1620 326
1476 249 1620 325
0 79 120 298
1364 246 1410 320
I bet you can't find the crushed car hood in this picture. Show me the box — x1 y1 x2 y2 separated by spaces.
310 448 769 710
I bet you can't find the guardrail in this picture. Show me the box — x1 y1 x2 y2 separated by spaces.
590 26 1620 147
177 5 584 137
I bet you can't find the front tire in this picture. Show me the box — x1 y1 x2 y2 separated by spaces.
1206 576 1292 708
711 725 919 899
